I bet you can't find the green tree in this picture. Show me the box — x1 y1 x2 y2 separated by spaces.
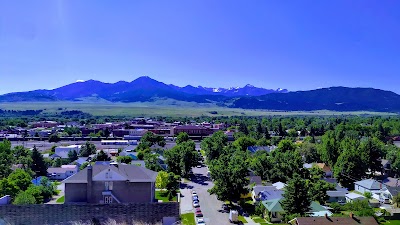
79 162 89 170
318 130 340 167
208 149 249 204
233 136 256 151
156 171 169 189
48 134 60 143
144 153 162 172
277 139 297 152
13 191 36 205
250 151 272 180
360 137 383 176
94 150 111 161
8 169 33 192
79 141 96 157
308 180 335 204
165 172 180 200
201 131 228 161
165 141 199 177
0 140 13 179
256 137 271 147
239 123 249 135
12 145 33 170
281 174 311 215
30 146 48 176
25 186 44 204
116 156 133 164
176 132 190 144
299 142 319 163
68 150 78 163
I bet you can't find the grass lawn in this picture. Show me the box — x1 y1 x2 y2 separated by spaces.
181 213 196 225
155 190 177 202
56 196 64 203
252 217 266 223
384 221 400 225
238 215 248 223
200 150 205 157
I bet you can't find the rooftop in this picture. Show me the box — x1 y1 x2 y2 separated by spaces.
355 179 384 190
295 216 378 225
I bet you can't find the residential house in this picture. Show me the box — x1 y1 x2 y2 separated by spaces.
258 189 283 202
252 186 279 201
292 215 379 225
262 200 331 223
247 175 262 186
380 186 400 204
48 165 79 180
247 146 277 154
63 164 157 204
345 193 366 202
381 177 400 188
0 195 11 205
315 163 332 177
327 190 348 204
76 157 91 167
354 179 385 194
272 182 286 190
55 145 82 159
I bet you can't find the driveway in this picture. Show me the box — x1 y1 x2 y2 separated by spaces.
180 165 232 225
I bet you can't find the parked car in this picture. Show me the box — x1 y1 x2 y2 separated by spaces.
195 211 204 217
197 218 206 224
193 196 199 201
195 208 202 213
192 191 198 197
193 200 200 208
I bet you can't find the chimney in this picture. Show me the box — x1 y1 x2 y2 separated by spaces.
86 165 93 203
325 213 328 219
349 212 354 219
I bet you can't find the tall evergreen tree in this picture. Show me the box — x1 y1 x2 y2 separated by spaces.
30 145 48 176
281 174 311 215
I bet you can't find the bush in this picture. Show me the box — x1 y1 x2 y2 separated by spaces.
329 202 343 213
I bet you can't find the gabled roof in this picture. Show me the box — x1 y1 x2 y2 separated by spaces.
327 190 347 197
262 199 283 213
272 182 286 190
315 163 331 173
295 216 379 225
247 176 262 186
355 179 384 190
253 185 277 196
259 189 283 201
346 193 365 200
63 164 157 184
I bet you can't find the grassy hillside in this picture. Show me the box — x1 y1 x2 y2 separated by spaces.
0 100 396 117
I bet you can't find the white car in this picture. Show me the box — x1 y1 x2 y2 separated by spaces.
197 218 205 224
192 191 198 196
193 202 200 208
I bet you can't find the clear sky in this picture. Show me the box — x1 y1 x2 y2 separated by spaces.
1 0 400 94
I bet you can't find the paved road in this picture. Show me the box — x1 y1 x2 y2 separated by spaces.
180 165 232 225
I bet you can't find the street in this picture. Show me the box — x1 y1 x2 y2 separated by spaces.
180 165 232 225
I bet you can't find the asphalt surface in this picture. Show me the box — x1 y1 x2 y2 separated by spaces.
180 165 232 225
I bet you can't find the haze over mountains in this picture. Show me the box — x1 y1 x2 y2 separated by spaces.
1 76 400 113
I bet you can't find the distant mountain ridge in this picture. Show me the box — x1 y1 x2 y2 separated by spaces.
1 76 400 112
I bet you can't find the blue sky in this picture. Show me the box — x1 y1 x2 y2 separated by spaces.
1 0 400 94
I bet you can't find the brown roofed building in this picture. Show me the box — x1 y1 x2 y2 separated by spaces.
173 125 215 136
293 215 378 225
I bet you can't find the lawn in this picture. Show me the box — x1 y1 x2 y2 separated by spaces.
155 190 177 202
238 215 248 223
384 221 400 225
181 213 195 225
56 196 64 203
252 217 266 223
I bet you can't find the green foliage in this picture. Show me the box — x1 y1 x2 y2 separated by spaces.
201 131 228 161
281 174 311 216
13 191 36 205
141 132 166 147
116 156 133 164
30 146 48 176
165 172 180 200
79 141 96 157
364 191 372 199
12 145 33 170
80 162 89 170
137 151 145 160
254 202 266 217
165 140 199 177
176 132 190 144
329 202 343 213
68 150 78 163
233 136 257 151
156 171 169 189
268 149 305 183
48 134 60 143
299 142 320 163
277 139 297 152
250 151 272 180
25 186 44 204
256 137 271 146
94 150 111 161
0 140 13 179
343 199 374 217
208 148 249 203
308 180 335 204
144 153 162 171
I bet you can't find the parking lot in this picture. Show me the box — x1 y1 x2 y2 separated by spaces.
180 165 232 225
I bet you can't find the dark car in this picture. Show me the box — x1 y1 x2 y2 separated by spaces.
195 207 202 213
195 211 203 217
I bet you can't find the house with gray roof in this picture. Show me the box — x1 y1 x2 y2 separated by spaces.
63 164 157 204
354 179 385 194
252 186 278 201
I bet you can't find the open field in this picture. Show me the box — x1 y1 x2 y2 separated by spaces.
0 101 397 117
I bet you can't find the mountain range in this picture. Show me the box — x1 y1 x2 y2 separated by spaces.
1 76 400 112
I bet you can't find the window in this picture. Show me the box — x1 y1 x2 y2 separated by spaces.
104 196 113 204
105 181 113 190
